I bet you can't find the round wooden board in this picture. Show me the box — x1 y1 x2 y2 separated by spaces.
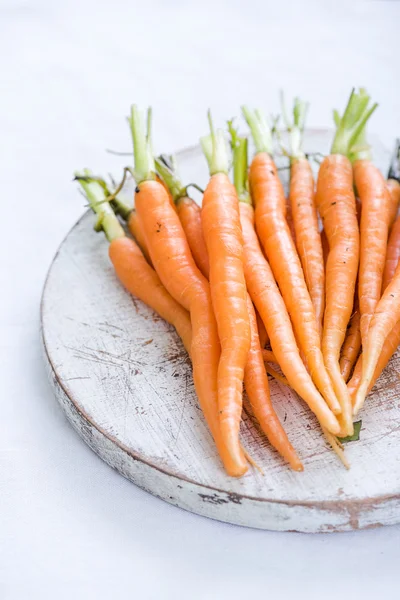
41 130 400 533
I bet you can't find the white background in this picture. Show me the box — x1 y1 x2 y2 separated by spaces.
1 1 400 598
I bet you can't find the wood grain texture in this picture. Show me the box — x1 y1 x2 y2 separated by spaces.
41 130 400 532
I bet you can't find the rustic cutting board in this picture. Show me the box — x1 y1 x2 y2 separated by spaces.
41 130 400 532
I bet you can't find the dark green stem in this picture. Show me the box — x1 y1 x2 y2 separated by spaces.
241 106 273 155
227 120 251 204
200 110 229 175
127 105 155 183
331 88 378 159
75 169 125 242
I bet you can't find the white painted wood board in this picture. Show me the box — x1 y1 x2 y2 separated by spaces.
41 130 400 532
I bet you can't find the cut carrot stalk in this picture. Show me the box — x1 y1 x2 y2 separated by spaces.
127 106 246 477
315 89 376 431
228 126 339 434
75 173 192 353
242 105 341 418
200 112 251 471
283 96 325 334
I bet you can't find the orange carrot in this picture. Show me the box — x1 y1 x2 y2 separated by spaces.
285 98 325 333
128 210 152 264
256 310 269 347
383 211 400 291
262 349 277 363
239 200 339 433
76 175 192 353
128 106 246 476
386 179 400 229
316 155 358 433
353 272 400 413
315 89 377 431
339 297 361 382
176 196 210 279
320 228 329 266
244 295 303 471
354 159 391 346
242 106 341 418
200 115 251 470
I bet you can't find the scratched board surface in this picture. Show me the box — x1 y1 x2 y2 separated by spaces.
41 130 400 532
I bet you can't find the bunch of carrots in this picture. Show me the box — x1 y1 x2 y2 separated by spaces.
75 88 400 477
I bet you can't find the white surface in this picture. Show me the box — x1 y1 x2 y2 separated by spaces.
1 0 400 597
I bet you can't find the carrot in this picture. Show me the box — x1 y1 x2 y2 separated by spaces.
239 199 339 432
154 155 211 281
354 158 391 346
383 213 400 292
315 89 377 431
128 106 246 476
284 97 325 333
244 295 303 470
242 106 341 419
339 298 361 382
386 179 400 228
256 310 269 347
75 174 192 353
226 128 339 433
262 349 277 363
320 228 329 266
200 114 251 470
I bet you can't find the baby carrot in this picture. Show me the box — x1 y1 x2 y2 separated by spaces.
354 158 391 346
285 97 325 333
245 295 303 471
315 89 376 432
155 155 211 280
128 106 246 476
242 106 341 417
75 174 192 353
382 213 400 292
339 298 361 382
229 129 339 433
201 113 251 470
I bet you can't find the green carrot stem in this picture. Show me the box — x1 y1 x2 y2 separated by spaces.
200 110 229 175
331 88 378 159
227 121 251 204
280 96 309 162
154 155 187 202
241 106 273 155
127 105 156 183
75 169 125 242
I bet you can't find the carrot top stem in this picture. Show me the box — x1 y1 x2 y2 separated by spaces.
154 154 187 202
128 105 156 183
281 96 309 162
227 120 251 204
331 88 378 158
75 169 125 242
201 110 229 175
241 106 273 155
